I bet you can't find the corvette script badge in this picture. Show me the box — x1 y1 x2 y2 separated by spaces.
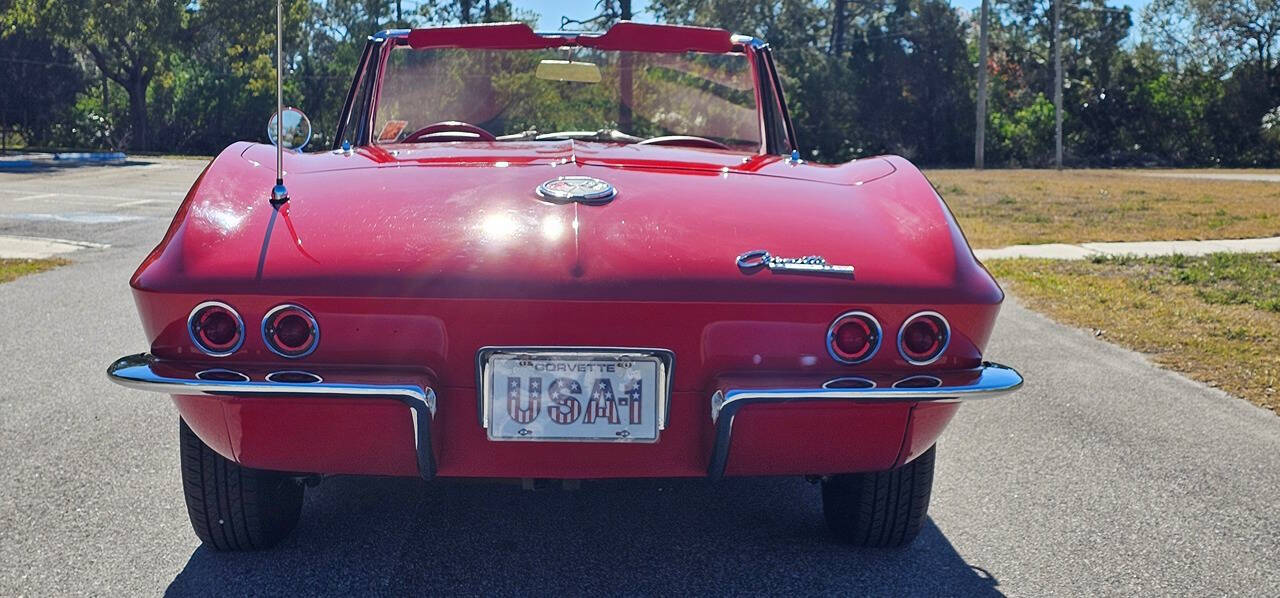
535 176 617 204
736 249 855 277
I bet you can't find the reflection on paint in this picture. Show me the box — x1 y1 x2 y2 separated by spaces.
195 201 248 234
479 212 520 244
540 215 564 241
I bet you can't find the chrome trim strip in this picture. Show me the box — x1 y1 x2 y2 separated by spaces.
898 311 951 366
475 346 676 431
826 310 882 365
730 34 768 49
107 353 437 478
187 301 245 358
893 375 942 389
196 368 251 383
706 362 1022 479
369 28 410 41
262 303 321 359
821 376 876 389
265 370 324 384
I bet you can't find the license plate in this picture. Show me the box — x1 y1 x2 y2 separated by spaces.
483 350 666 442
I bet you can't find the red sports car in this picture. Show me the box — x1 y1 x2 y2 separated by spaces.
108 21 1021 550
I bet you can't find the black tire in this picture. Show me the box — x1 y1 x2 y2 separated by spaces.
821 445 936 547
179 418 304 551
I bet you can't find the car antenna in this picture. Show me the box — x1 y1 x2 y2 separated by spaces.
270 0 288 205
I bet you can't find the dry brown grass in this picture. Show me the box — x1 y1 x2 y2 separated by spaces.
0 258 68 284
990 253 1280 412
924 169 1280 249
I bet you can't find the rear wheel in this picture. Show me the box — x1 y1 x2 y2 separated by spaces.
178 418 304 550
821 445 936 547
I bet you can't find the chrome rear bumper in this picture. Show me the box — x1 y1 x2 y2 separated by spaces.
109 353 1021 481
107 353 438 478
706 362 1022 478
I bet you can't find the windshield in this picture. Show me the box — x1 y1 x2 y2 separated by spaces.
374 46 761 150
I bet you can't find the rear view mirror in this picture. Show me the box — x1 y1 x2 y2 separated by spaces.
535 60 602 84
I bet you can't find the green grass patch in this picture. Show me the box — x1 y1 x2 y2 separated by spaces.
924 169 1280 249
0 258 69 284
990 252 1280 413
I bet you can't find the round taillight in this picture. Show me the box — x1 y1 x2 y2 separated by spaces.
188 301 244 357
827 311 882 364
898 311 950 365
262 304 319 358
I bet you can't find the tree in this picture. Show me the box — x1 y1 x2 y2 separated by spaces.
420 0 518 25
1142 0 1280 164
163 0 309 151
984 0 1133 165
1145 0 1279 89
5 0 187 150
0 28 85 146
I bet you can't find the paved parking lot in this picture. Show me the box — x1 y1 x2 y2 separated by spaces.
1 160 1278 595
0 159 197 246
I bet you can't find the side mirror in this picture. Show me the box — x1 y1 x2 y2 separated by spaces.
267 107 312 151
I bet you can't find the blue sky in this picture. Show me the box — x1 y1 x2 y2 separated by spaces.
516 0 1151 32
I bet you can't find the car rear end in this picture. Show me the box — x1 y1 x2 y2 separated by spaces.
113 289 1018 479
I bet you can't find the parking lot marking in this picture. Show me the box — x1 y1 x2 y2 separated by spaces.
114 198 164 208
12 193 56 202
1 189 176 202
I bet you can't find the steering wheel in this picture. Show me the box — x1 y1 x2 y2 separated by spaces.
401 121 497 143
636 135 731 150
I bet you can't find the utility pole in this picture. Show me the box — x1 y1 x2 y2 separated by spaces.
396 0 402 26
1052 0 1063 170
975 0 990 169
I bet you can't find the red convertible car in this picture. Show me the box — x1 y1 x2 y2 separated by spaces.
108 21 1021 550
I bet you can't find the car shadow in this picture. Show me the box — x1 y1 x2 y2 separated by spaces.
166 476 1000 596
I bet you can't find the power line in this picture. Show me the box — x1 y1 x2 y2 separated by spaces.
0 56 81 69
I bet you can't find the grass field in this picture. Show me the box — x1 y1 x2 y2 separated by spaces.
0 258 68 284
989 252 1280 412
925 169 1280 249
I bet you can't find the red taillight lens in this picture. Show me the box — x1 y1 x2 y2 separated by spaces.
827 312 881 364
263 305 319 358
274 314 311 348
188 302 243 356
899 312 949 365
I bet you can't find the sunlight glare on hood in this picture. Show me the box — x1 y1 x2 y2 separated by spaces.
540 215 565 241
195 200 249 235
478 212 521 244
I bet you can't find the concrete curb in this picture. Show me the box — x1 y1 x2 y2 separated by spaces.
975 236 1280 261
0 152 127 170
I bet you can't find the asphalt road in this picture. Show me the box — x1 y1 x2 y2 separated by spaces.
2 160 1278 596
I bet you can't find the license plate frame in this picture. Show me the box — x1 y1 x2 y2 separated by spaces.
477 347 674 443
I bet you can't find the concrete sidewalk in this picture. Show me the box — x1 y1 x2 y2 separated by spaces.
0 235 110 259
1138 172 1280 183
975 236 1280 260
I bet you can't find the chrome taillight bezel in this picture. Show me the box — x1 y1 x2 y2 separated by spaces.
187 301 245 357
898 311 951 366
261 304 320 359
826 310 882 365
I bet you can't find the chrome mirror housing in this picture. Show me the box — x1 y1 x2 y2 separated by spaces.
267 107 312 151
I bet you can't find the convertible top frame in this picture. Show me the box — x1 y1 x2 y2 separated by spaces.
332 22 797 155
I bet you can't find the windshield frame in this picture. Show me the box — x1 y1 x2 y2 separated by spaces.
332 25 796 155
